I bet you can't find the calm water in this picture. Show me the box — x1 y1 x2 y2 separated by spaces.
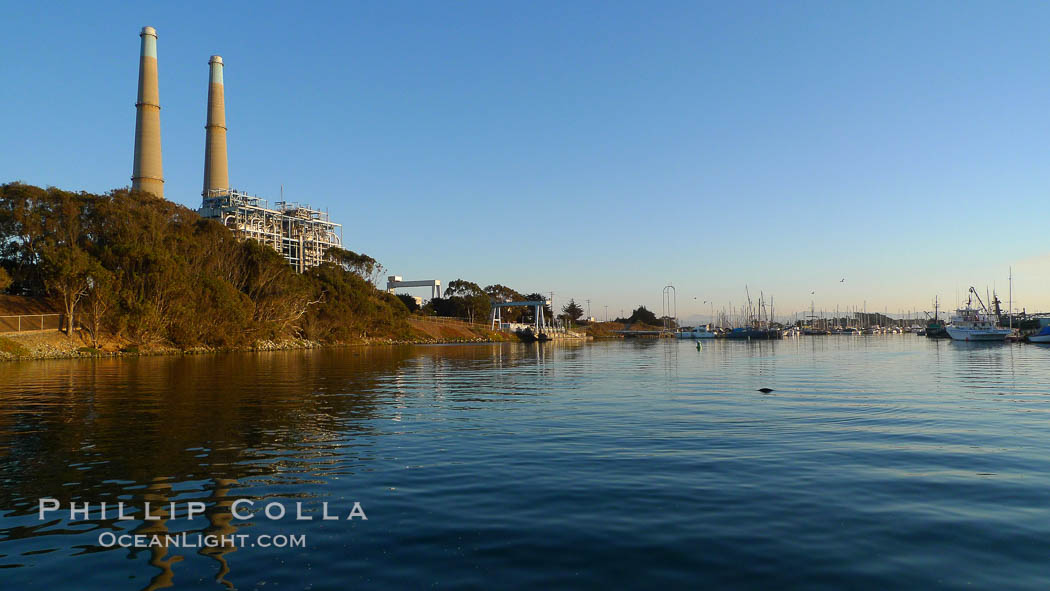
1 337 1049 589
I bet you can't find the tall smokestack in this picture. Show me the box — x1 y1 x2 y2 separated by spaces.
203 55 229 197
131 26 164 198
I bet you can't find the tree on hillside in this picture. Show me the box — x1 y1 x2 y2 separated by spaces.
524 293 553 318
0 182 48 294
445 279 484 298
396 293 420 312
562 299 584 322
484 284 523 302
82 263 113 348
485 284 525 321
0 182 411 349
328 248 384 285
627 305 659 326
36 188 93 339
425 278 490 323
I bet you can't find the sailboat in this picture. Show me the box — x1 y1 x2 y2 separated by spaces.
725 288 782 340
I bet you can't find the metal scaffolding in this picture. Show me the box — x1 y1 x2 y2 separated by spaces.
199 189 343 272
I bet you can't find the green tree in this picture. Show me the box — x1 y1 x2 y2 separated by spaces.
328 248 383 284
82 262 113 348
562 299 584 322
396 293 420 312
628 305 659 326
485 284 526 322
36 188 94 339
445 279 484 298
425 279 490 323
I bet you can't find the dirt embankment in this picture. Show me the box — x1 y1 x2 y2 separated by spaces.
405 317 512 344
0 295 56 315
576 321 626 338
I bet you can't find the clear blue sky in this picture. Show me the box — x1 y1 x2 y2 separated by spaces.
3 1 1049 320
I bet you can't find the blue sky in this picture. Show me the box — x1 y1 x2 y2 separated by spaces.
3 1 1049 320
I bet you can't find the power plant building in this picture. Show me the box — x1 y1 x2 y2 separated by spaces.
199 190 342 273
131 26 342 273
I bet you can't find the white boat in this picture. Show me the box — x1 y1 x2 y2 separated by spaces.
946 288 1011 342
677 325 717 339
1029 326 1050 344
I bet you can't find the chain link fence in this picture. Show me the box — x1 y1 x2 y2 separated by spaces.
0 314 63 333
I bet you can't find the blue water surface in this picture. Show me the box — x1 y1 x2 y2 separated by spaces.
0 336 1048 589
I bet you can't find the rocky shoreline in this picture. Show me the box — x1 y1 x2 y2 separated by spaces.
0 330 511 363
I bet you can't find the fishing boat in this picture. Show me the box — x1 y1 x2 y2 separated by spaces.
1028 325 1050 344
925 296 949 338
946 287 1011 342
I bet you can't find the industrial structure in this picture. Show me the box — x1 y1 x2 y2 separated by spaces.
126 26 344 272
386 276 442 300
199 190 342 272
192 50 341 272
131 26 164 198
490 300 550 337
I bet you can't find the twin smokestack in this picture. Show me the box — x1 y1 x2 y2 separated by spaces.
130 26 230 199
131 27 163 198
203 55 229 196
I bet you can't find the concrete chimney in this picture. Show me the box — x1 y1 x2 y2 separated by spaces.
131 26 164 198
203 55 229 197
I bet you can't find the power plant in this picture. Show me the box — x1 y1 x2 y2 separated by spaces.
131 26 342 272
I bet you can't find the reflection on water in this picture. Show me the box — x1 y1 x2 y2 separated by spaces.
0 338 1049 589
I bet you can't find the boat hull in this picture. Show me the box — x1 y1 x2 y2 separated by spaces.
1028 328 1050 343
946 326 1011 341
677 331 716 339
925 321 949 338
725 329 783 340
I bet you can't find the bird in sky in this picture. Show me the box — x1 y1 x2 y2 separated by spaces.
811 291 816 294
840 278 845 283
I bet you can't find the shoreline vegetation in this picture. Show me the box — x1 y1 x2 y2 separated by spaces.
0 182 636 362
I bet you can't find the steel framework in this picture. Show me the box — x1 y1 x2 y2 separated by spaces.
199 189 342 272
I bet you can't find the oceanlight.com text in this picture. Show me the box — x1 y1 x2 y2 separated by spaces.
98 532 307 549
